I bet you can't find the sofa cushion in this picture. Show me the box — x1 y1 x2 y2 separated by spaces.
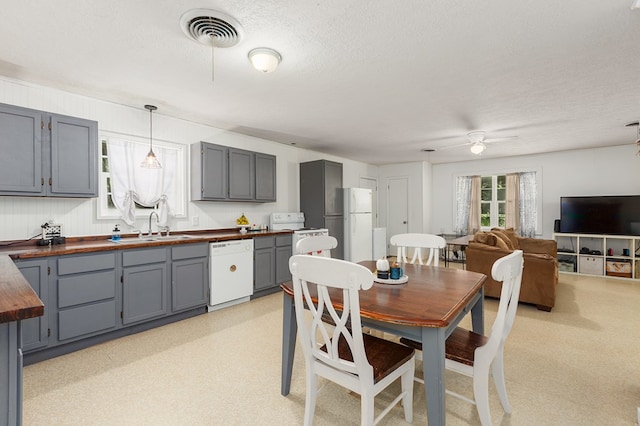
499 228 520 249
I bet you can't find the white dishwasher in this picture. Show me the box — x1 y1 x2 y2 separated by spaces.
208 239 254 312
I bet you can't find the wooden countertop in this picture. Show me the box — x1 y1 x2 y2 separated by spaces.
0 255 44 323
0 228 293 260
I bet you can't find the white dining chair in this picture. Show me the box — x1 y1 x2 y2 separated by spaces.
289 254 416 425
296 235 338 257
390 233 446 266
401 249 524 426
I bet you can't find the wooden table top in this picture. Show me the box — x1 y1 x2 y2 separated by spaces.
447 235 475 246
281 260 486 328
0 255 44 324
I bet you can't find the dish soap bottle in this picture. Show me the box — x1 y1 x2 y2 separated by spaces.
112 225 121 241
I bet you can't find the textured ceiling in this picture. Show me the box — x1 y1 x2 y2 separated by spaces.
1 1 640 164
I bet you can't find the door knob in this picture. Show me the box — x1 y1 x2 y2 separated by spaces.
403 221 407 224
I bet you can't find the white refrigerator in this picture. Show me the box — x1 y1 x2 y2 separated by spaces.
343 188 373 263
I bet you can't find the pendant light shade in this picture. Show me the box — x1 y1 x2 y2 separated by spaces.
141 105 161 169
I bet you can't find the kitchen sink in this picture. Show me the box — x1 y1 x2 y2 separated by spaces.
110 234 196 243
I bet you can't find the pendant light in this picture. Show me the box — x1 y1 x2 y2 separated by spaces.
140 105 161 169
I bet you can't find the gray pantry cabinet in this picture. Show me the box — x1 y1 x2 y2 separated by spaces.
300 159 344 259
253 234 292 298
0 321 20 425
190 141 276 202
0 102 98 197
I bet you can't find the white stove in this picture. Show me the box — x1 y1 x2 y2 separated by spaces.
269 212 329 254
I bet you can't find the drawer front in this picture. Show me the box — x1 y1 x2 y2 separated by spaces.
58 299 117 341
276 235 292 247
58 270 116 308
57 252 116 275
122 247 167 266
254 236 275 250
579 256 603 275
172 243 208 261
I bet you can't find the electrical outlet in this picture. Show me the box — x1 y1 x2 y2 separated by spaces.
192 216 199 226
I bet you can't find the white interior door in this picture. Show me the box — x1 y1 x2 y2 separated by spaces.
387 177 409 254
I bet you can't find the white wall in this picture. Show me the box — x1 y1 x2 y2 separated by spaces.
0 77 376 240
431 145 640 239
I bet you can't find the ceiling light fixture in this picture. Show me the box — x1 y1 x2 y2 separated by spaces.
470 142 486 155
248 48 282 73
140 105 161 169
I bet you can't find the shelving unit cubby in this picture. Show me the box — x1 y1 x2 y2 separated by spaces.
553 233 639 280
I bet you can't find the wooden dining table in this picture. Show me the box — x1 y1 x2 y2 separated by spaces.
280 260 487 426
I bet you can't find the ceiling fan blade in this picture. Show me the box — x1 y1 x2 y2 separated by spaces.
483 135 518 144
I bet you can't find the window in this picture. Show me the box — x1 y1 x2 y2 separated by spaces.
98 133 186 221
480 175 506 229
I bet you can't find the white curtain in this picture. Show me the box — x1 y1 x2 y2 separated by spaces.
107 138 176 226
519 171 537 237
454 176 472 235
468 176 481 234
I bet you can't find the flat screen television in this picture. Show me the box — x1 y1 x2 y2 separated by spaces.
560 195 640 236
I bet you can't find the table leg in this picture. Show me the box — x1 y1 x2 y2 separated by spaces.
471 287 485 335
281 292 297 396
421 326 447 426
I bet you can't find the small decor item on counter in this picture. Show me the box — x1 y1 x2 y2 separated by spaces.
390 262 404 280
236 213 250 234
376 257 390 279
111 225 121 241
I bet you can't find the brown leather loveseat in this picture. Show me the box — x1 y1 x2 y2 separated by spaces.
466 228 558 311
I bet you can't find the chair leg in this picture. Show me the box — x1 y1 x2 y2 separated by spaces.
401 363 415 423
303 367 318 426
491 350 512 413
360 388 375 426
473 367 492 426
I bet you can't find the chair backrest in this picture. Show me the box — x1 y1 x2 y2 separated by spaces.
289 254 375 380
477 249 524 364
296 235 338 257
390 233 446 265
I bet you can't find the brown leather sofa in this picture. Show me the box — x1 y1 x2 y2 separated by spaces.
466 228 558 311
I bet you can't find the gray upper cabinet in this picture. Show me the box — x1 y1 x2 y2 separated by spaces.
191 142 228 200
0 102 98 198
228 148 255 200
255 153 276 202
48 114 98 197
191 141 276 202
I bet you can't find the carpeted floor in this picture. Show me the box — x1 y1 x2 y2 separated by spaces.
23 268 640 425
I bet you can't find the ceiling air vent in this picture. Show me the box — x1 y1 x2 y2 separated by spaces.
179 9 244 48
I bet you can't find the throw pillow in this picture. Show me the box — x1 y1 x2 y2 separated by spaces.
490 229 515 250
488 232 510 250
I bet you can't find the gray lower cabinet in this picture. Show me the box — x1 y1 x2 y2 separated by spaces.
15 258 49 352
191 141 276 202
122 247 168 325
0 102 98 198
253 235 292 298
0 321 20 425
171 243 208 312
55 252 118 343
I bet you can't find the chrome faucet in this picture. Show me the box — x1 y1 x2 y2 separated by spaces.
148 211 159 236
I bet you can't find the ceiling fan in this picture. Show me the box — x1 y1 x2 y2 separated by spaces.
426 131 518 155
